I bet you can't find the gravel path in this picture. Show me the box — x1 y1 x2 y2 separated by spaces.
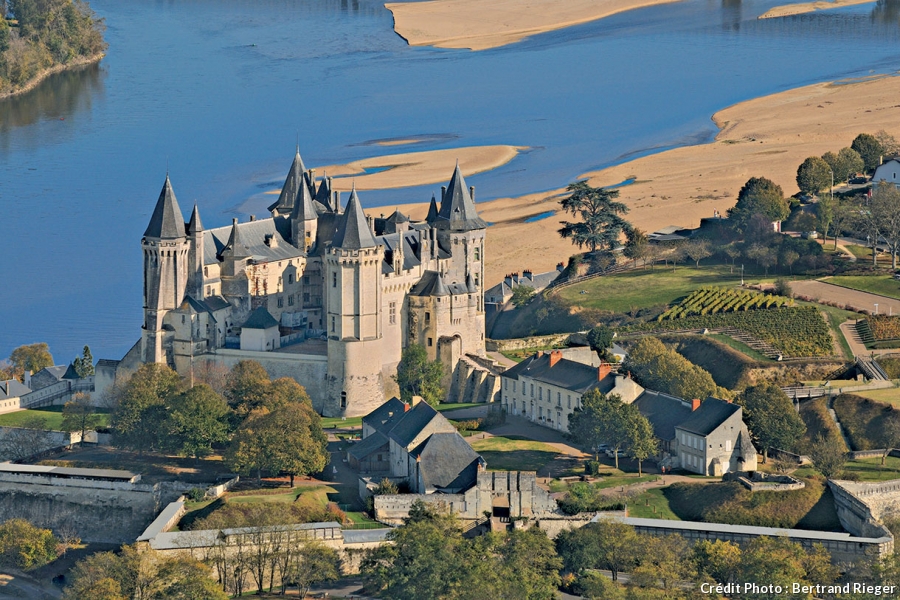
791 280 900 315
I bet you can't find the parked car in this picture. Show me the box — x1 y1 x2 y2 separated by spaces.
605 448 626 458
850 175 868 185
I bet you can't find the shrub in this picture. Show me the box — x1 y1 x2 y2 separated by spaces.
186 487 207 502
557 482 625 515
584 461 601 476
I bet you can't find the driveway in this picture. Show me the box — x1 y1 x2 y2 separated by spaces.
791 279 900 315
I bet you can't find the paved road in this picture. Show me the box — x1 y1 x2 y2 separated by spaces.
792 279 900 315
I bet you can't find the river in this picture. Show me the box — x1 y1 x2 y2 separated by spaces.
1 0 899 363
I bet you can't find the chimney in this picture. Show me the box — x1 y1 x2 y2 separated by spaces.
333 191 341 212
411 395 424 407
441 186 447 203
469 185 475 202
692 399 701 411
403 402 411 412
537 351 544 358
232 217 238 225
523 269 533 280
598 362 611 381
556 262 565 272
249 214 256 222
309 168 316 183
24 370 32 390
549 350 563 367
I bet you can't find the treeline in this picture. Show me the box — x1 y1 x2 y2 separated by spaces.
0 0 107 94
111 360 328 484
359 500 900 600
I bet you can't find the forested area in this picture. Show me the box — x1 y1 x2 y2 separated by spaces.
0 0 106 94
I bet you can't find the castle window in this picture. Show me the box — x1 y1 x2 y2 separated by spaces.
530 384 534 397
341 392 347 409
425 312 430 323
389 302 396 325
567 396 571 409
278 276 283 287
206 285 211 295
288 295 294 306
204 267 208 276
428 337 433 347
304 276 310 284
474 247 480 261
332 273 337 288
277 297 284 308
331 316 335 332
288 274 294 284
557 392 561 406
303 293 310 303
182 315 185 324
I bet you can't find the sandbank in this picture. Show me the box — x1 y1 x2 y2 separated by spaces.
387 75 900 285
758 0 874 19
385 0 683 51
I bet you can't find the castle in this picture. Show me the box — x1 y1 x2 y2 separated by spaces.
120 150 489 416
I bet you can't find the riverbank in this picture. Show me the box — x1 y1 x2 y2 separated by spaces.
383 74 900 285
385 0 683 51
758 0 874 19
0 53 104 101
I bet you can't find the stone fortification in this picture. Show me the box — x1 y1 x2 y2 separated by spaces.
830 479 900 541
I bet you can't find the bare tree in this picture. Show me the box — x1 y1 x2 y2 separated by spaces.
871 182 900 269
0 416 50 460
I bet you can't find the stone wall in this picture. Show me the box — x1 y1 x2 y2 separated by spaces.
486 333 578 352
830 479 900 538
0 426 80 461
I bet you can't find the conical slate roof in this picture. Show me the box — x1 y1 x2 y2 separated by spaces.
222 219 250 258
439 164 488 231
144 175 185 239
315 172 333 211
426 194 440 223
291 175 317 222
409 270 450 297
386 209 410 224
187 204 203 235
332 188 376 250
268 148 307 214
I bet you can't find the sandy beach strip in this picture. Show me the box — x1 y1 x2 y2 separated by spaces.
385 0 683 51
383 75 900 285
758 0 874 19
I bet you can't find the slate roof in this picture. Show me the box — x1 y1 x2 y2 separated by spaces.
410 432 482 492
96 359 120 369
0 463 137 481
0 379 30 400
362 397 407 434
348 431 390 461
144 175 185 239
438 164 488 231
333 188 377 250
676 398 740 437
268 148 307 214
409 270 450 297
243 306 279 330
188 204 203 235
387 402 445 449
62 364 81 380
222 219 251 258
204 217 304 265
290 173 318 224
426 194 439 223
204 295 231 311
633 390 693 442
34 365 68 381
377 232 423 271
315 173 334 211
501 353 608 394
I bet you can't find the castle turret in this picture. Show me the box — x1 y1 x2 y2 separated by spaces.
221 218 250 277
324 187 385 417
187 204 204 299
141 175 190 365
268 147 307 217
291 175 318 252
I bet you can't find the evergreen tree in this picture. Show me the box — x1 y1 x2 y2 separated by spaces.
558 181 630 253
73 345 94 377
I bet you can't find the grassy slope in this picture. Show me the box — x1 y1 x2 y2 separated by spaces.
470 435 560 472
825 275 900 300
833 393 900 450
663 334 759 389
0 406 110 430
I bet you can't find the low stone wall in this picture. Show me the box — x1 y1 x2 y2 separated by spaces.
729 471 805 492
486 333 579 352
847 449 900 460
0 426 80 461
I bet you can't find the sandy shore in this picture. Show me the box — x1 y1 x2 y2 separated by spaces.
385 0 682 51
758 0 874 19
382 75 900 285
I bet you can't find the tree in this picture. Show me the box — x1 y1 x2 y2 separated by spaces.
495 527 562 599
225 360 271 418
624 405 657 476
511 285 536 308
816 194 834 242
830 198 855 250
394 344 444 407
73 345 94 377
623 337 726 402
112 363 182 453
683 239 712 268
9 342 53 375
852 132 884 172
809 433 846 478
693 539 742 585
568 389 629 468
723 244 741 273
823 148 864 183
875 129 900 157
737 384 806 462
630 534 694 593
871 181 900 269
586 325 615 361
61 392 101 446
267 377 312 410
727 177 790 232
290 542 342 598
796 156 832 196
226 403 327 485
780 249 800 275
556 519 640 581
0 518 59 569
736 537 836 597
624 226 651 267
164 384 229 458
558 181 630 253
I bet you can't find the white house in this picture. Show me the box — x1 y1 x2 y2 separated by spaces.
873 159 900 188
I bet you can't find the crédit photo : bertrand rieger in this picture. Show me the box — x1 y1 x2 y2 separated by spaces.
700 582 897 596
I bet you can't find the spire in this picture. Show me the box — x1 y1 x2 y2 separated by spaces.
438 164 488 231
426 193 439 223
332 187 376 250
291 175 317 222
268 148 307 214
187 204 203 235
222 218 250 258
144 175 185 239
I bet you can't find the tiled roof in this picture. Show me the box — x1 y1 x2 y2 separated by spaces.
242 306 279 329
362 397 407 434
633 390 692 442
676 398 740 437
410 432 482 492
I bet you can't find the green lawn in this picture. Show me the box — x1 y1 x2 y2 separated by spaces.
854 386 900 408
842 457 900 481
470 435 560 472
824 275 900 300
0 406 110 430
627 488 681 520
554 265 775 313
594 474 658 490
844 245 894 265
